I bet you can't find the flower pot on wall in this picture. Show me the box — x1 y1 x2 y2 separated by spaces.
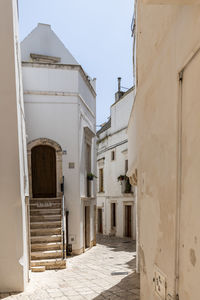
87 173 97 181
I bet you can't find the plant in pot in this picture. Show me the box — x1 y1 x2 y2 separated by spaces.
117 175 125 182
87 173 97 181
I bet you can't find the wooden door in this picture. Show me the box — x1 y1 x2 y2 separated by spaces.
98 208 103 233
31 145 56 198
125 205 132 238
85 206 90 248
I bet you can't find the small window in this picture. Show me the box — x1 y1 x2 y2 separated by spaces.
111 150 115 161
111 203 116 228
99 168 104 192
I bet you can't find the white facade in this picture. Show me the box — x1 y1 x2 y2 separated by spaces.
0 0 29 292
21 24 97 255
97 87 136 239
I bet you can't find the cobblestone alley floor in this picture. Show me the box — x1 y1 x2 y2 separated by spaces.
0 235 140 300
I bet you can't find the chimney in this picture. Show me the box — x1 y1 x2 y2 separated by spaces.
115 77 124 102
118 77 121 92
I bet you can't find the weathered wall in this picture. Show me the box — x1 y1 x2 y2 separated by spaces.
128 2 200 300
0 0 29 292
143 0 200 4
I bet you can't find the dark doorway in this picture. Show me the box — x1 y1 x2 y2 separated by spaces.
85 206 90 248
125 205 132 238
111 203 116 229
98 208 103 233
31 145 56 198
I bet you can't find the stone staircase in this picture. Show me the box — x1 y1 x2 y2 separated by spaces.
30 197 66 272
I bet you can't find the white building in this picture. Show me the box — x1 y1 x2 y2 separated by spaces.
0 0 29 292
21 23 97 271
97 82 136 239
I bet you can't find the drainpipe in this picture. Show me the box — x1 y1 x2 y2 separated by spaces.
61 176 65 259
175 71 183 299
66 210 69 256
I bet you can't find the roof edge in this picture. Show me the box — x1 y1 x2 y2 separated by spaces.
22 61 96 97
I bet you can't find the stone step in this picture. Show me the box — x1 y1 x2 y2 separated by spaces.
30 221 61 229
31 250 63 260
30 215 61 222
30 228 61 236
30 203 61 210
30 209 61 216
31 242 62 252
31 258 66 270
31 198 62 203
31 266 45 272
31 235 62 244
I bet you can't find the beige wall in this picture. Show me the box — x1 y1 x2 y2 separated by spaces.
128 2 200 300
143 0 200 4
0 0 29 292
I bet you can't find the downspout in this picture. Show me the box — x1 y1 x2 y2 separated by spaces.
132 0 138 89
61 176 66 259
66 210 69 256
175 70 183 300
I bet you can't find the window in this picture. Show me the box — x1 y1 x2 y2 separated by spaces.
111 203 116 228
111 150 115 161
99 168 104 192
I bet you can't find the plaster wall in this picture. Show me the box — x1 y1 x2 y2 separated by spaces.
111 89 134 134
128 2 200 299
78 72 96 115
22 23 96 254
97 196 136 240
24 91 82 251
0 0 29 292
97 89 135 239
143 0 200 4
22 66 78 93
23 65 96 253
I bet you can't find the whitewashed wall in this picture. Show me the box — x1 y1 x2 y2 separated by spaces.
97 88 136 239
0 0 29 292
21 23 78 65
21 24 96 253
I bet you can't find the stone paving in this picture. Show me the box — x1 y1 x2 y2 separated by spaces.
0 235 140 300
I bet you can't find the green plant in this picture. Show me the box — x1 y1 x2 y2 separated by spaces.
117 175 125 181
87 173 97 181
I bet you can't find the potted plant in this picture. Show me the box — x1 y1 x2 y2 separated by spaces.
117 175 125 182
87 173 97 181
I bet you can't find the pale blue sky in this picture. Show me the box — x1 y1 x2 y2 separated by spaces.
19 0 134 125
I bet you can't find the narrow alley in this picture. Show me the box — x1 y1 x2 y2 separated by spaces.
0 236 139 300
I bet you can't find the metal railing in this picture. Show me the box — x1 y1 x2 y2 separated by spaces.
61 176 65 259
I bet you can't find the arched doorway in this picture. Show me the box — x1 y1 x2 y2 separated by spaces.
27 138 63 198
31 145 56 198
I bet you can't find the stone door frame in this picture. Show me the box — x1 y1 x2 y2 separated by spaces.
27 138 63 198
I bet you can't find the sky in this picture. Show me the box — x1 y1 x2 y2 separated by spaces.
18 0 134 126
